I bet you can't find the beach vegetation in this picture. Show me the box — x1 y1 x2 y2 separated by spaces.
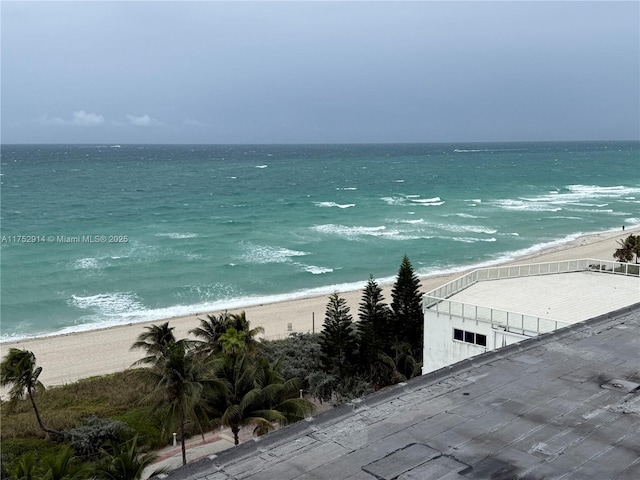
206 352 314 445
256 333 322 385
32 446 89 480
357 276 393 372
92 435 162 480
63 416 131 459
1 348 61 438
318 293 359 380
390 255 424 359
190 311 265 359
613 233 639 263
130 332 220 466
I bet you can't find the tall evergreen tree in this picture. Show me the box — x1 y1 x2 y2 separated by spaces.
319 293 358 381
390 255 423 359
357 276 391 373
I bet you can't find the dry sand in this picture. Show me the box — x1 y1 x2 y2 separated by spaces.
1 227 638 394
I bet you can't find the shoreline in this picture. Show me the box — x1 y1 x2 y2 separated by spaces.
1 226 637 392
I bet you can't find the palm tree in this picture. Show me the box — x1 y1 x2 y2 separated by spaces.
614 234 639 263
209 354 313 445
0 348 60 437
227 311 264 355
219 328 248 356
190 312 233 357
191 311 264 358
93 436 162 480
130 322 177 366
133 337 220 466
37 446 88 480
10 451 36 480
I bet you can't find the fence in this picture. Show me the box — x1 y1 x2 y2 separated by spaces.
424 259 638 309
423 259 637 337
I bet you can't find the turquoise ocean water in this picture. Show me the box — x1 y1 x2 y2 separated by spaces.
1 142 639 341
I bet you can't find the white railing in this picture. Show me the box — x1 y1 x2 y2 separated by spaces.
422 258 637 337
424 297 571 336
424 259 638 309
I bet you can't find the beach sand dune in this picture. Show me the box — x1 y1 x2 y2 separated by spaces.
1 227 638 395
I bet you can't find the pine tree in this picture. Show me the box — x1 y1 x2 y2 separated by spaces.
319 293 358 380
357 276 392 373
390 255 423 358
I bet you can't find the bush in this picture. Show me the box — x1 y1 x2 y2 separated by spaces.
0 438 62 478
115 408 165 449
257 333 323 386
64 416 132 458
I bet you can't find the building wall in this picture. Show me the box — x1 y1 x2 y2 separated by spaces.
423 309 528 374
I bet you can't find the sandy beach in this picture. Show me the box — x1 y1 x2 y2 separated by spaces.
1 227 638 394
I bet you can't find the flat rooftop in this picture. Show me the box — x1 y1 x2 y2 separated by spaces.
436 270 640 324
157 303 640 480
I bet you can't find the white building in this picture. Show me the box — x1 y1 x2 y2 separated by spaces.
422 259 640 374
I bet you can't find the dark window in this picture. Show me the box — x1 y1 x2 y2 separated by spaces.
465 331 475 344
476 334 487 346
453 329 464 341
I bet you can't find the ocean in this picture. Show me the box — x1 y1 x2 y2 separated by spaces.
1 142 638 341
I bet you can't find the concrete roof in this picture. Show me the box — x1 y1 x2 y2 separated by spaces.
438 271 640 324
156 303 640 480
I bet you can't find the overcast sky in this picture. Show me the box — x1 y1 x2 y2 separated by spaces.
2 1 638 144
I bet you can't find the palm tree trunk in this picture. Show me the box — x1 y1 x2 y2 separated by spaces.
180 421 187 466
232 425 240 445
27 387 59 436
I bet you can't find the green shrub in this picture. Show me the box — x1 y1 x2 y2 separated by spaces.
64 416 132 458
115 408 165 450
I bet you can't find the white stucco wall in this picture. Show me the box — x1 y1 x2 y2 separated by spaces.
422 309 527 374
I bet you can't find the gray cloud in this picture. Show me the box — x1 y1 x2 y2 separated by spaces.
38 110 105 127
2 1 638 144
126 114 163 127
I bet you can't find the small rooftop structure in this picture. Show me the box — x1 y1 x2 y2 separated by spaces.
422 259 639 373
156 302 640 479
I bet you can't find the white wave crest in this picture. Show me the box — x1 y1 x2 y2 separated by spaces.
69 292 145 316
314 201 356 209
302 265 334 275
255 165 268 169
381 196 405 205
393 218 425 224
240 243 308 264
382 194 444 206
312 224 399 240
451 237 497 243
156 232 198 239
72 258 100 270
410 196 442 204
434 223 497 235
496 184 640 213
495 199 563 212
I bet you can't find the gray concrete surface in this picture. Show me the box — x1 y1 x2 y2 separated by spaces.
442 270 639 323
154 303 640 480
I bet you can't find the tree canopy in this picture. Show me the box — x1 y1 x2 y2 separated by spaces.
390 255 424 358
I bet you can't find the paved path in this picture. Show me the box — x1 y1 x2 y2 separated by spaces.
142 429 250 479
